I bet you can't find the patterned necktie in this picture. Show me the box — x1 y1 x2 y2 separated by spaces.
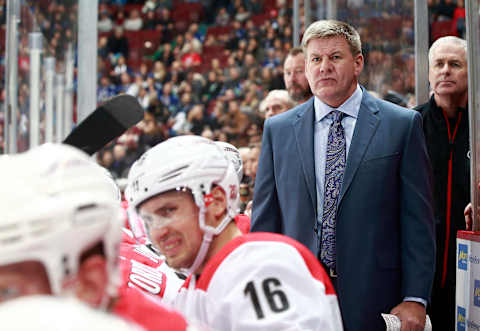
320 110 346 270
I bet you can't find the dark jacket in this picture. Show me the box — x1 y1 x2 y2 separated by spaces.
415 95 470 328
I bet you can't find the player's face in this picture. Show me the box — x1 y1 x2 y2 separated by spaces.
139 190 203 270
0 261 52 303
429 43 468 98
283 53 312 102
305 36 363 108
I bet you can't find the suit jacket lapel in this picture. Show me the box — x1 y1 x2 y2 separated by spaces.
293 99 317 212
339 90 380 205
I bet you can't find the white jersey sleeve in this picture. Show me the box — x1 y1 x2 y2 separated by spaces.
175 234 343 331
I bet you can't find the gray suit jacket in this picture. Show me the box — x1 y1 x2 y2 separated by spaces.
251 89 436 331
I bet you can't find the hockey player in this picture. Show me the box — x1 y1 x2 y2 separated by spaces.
125 136 344 330
0 144 189 331
118 141 248 305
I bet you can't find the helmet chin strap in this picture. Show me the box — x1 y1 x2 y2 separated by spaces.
183 188 234 275
184 206 212 275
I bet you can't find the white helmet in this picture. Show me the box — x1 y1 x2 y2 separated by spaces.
0 296 143 331
0 144 123 301
125 135 239 273
215 141 243 183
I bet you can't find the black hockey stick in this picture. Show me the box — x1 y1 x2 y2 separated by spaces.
63 94 144 155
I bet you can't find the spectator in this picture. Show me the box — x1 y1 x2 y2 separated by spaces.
98 35 109 59
244 0 263 14
262 48 281 69
453 0 466 38
239 85 260 113
187 104 211 135
137 86 151 109
283 47 313 103
136 62 151 80
157 7 173 28
435 0 456 21
245 121 262 144
138 106 169 149
123 9 143 31
180 31 202 55
111 55 130 78
177 92 194 115
152 43 175 67
241 52 257 77
114 9 126 26
215 7 230 26
245 142 261 186
200 127 214 139
260 89 295 119
106 26 129 60
97 76 117 102
142 0 160 13
415 36 469 331
152 61 167 84
98 10 113 33
116 72 132 93
143 9 158 30
110 143 128 178
159 82 179 113
263 65 284 91
222 99 250 146
202 70 223 103
223 67 242 93
100 148 114 169
210 58 223 77
235 5 251 23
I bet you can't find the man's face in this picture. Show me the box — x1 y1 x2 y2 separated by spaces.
283 53 312 102
264 96 290 119
139 190 203 270
305 36 363 108
0 261 51 303
429 43 468 99
247 147 261 180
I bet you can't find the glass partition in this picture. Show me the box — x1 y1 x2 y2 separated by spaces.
3 0 78 153
334 1 416 107
466 0 480 230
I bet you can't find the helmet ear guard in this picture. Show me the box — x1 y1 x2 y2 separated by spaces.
214 141 243 183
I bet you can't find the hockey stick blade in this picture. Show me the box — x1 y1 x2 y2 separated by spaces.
63 94 144 155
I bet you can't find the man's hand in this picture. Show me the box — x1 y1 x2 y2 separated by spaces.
465 202 473 231
390 301 426 331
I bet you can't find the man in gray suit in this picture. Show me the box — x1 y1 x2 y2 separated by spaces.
251 20 435 331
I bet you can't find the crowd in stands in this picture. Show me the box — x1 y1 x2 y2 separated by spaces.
0 0 468 192
93 0 426 200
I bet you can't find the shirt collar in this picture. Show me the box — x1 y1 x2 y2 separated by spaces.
314 84 363 122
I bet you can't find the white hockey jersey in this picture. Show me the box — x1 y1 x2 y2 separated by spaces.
174 232 344 331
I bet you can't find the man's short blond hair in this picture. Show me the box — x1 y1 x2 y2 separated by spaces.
301 20 362 56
